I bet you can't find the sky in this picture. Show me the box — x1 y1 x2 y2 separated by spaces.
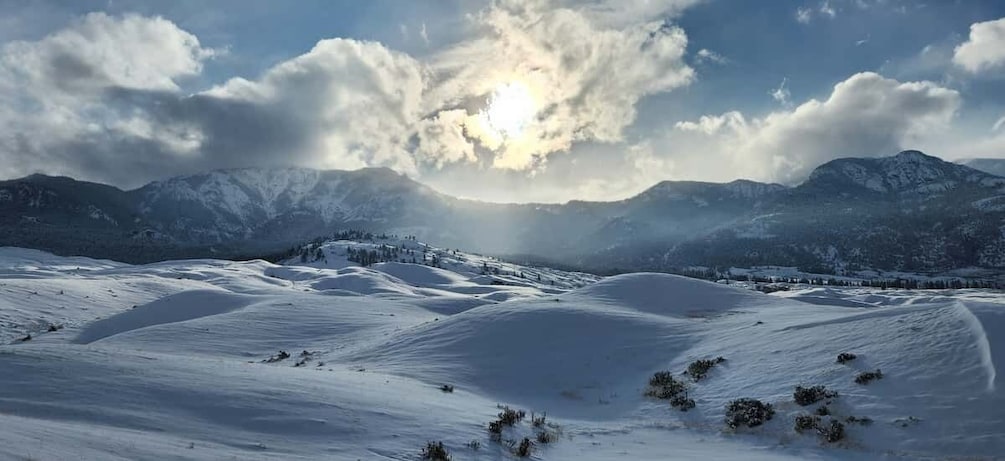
1 0 1005 203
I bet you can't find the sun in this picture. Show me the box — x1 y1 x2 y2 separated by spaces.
482 81 537 140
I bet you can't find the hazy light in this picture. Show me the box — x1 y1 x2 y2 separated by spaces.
482 81 536 140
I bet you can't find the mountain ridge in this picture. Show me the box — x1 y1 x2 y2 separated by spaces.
4 150 1005 273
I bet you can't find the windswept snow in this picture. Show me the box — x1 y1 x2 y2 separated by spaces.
0 244 1003 460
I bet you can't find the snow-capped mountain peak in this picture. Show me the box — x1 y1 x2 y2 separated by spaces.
806 150 1003 193
133 166 437 243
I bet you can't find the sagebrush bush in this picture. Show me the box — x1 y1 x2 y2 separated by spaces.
855 369 883 385
497 406 526 426
421 441 451 461
815 405 830 416
645 371 687 400
670 393 696 412
515 437 532 457
725 398 775 429
836 352 857 364
845 415 873 426
487 421 502 441
440 384 454 393
818 420 845 443
793 385 838 406
649 371 676 388
536 430 558 444
686 357 726 382
264 350 290 363
488 406 527 442
794 414 820 433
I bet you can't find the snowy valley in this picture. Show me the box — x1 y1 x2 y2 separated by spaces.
1 236 1002 460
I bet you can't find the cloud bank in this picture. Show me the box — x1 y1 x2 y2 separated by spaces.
0 1 1001 204
953 17 1005 73
669 72 960 184
0 1 697 189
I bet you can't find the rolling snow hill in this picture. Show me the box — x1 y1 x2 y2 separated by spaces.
0 246 1003 460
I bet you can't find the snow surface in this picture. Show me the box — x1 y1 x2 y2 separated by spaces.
0 245 1003 460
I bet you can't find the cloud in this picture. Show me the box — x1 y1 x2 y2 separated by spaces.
0 1 699 189
667 72 961 184
674 111 747 135
0 12 213 97
194 38 425 173
0 13 423 186
0 12 218 183
994 116 1005 132
695 48 727 65
796 7 813 24
953 17 1005 74
769 78 791 106
795 1 837 24
818 1 836 19
420 22 429 45
421 0 695 170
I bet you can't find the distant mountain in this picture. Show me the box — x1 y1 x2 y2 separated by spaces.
663 151 1005 273
959 158 1005 178
134 167 453 245
4 150 1005 273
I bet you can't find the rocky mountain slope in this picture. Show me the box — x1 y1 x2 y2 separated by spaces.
659 151 1005 273
3 150 1005 273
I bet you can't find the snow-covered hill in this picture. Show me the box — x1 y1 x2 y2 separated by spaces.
1 247 1002 460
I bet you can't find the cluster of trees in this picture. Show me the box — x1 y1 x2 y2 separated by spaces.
347 244 409 266
265 229 423 264
480 261 542 281
664 266 1001 290
859 278 998 289
299 245 326 263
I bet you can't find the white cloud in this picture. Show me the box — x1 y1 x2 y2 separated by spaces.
0 12 217 181
695 48 727 65
0 14 424 185
575 0 703 27
667 72 961 184
993 116 1005 132
422 0 695 170
769 78 791 106
796 7 813 24
796 1 838 24
674 111 747 135
819 1 836 19
0 12 213 98
0 2 701 193
202 38 425 174
415 109 477 168
953 17 1005 73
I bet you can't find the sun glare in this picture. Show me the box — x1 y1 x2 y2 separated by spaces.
482 81 536 140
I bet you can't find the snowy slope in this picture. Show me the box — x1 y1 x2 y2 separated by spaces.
0 248 1003 460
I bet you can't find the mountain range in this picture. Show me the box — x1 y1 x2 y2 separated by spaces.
4 150 1005 274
